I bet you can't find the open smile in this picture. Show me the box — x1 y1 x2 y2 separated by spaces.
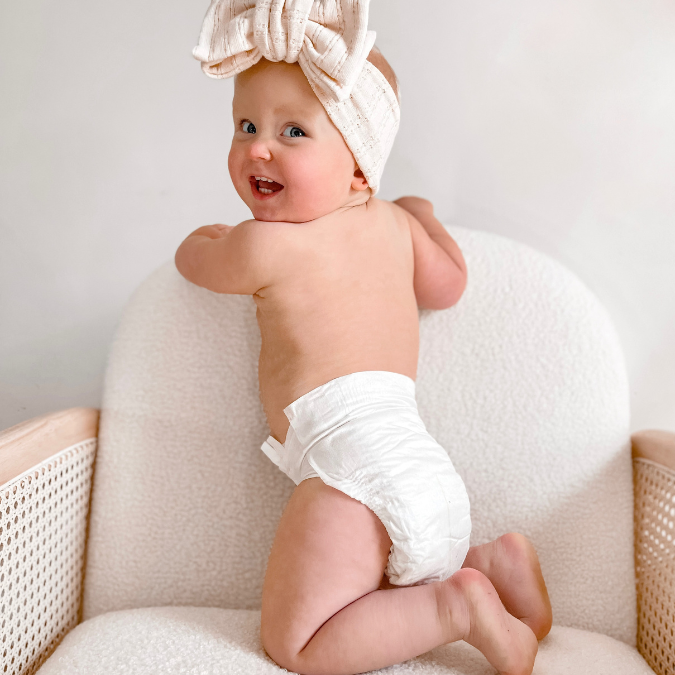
249 175 285 200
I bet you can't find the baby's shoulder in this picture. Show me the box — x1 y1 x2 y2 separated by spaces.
368 197 409 222
366 198 415 237
235 219 308 271
235 218 302 243
226 218 308 294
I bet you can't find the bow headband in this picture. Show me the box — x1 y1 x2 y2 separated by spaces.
193 0 400 194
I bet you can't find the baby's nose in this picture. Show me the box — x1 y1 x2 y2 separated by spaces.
249 139 272 161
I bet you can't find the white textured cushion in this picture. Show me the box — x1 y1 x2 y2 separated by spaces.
39 607 652 674
82 226 635 645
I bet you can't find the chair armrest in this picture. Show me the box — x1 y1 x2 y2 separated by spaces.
0 408 99 486
0 408 98 675
633 429 675 473
632 430 675 675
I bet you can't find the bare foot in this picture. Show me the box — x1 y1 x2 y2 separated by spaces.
440 568 538 675
462 533 552 640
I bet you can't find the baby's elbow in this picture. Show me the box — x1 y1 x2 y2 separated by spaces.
438 266 467 310
174 247 187 279
448 273 468 308
415 281 466 311
175 242 196 283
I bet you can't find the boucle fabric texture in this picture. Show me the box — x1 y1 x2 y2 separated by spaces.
192 0 400 194
82 226 636 648
39 607 653 674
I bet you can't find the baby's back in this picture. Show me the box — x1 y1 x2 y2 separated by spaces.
254 198 419 444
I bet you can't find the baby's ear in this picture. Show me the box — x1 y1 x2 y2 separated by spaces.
351 168 370 192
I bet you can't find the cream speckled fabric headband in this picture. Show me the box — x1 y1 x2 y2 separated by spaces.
193 0 400 194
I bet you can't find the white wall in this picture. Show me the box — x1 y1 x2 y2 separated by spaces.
1 0 673 434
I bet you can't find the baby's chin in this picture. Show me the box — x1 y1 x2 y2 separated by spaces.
248 192 355 224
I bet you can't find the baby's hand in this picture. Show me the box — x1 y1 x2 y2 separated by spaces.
393 196 434 221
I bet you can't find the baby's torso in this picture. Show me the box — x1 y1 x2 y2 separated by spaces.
253 198 420 445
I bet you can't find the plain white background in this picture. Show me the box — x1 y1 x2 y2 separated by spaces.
1 0 673 434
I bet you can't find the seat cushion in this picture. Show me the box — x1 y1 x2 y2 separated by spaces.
38 607 653 675
83 226 635 643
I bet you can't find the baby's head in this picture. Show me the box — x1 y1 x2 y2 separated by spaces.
193 0 401 223
228 48 399 223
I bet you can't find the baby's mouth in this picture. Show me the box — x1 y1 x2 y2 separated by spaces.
249 175 285 200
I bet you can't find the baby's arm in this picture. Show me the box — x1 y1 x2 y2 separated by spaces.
174 224 232 291
174 220 279 296
393 196 467 309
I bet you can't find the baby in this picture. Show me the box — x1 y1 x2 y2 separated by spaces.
177 2 552 675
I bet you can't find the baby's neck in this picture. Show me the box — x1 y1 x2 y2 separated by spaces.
338 187 372 211
278 188 372 224
321 187 372 220
323 193 372 224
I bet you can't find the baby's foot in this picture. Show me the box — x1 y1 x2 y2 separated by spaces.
441 568 538 675
463 533 552 640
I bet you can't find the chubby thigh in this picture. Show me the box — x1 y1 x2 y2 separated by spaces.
261 477 392 658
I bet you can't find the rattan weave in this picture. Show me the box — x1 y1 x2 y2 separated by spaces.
634 457 675 675
0 439 96 675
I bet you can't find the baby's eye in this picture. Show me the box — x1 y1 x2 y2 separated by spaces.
282 125 305 138
242 121 256 134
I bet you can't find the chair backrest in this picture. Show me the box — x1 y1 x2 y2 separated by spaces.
82 226 635 645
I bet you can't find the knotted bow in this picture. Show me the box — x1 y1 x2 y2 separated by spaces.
193 0 376 103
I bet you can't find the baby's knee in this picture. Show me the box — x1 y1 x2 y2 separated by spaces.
260 613 306 673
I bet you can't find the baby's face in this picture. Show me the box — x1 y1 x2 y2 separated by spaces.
228 59 369 223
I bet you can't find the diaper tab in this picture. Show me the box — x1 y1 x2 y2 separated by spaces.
261 435 284 472
261 427 320 485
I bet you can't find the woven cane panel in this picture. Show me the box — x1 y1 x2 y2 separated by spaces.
634 457 675 675
0 439 96 675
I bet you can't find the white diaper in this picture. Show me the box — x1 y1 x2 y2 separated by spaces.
261 371 472 586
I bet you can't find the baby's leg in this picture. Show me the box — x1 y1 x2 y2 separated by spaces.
261 478 537 675
379 533 553 640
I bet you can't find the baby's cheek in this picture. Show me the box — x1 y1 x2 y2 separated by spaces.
294 150 349 198
227 148 250 202
227 147 241 183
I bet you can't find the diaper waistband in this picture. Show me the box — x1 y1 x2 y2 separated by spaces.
283 370 418 448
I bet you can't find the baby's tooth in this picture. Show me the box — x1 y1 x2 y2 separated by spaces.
254 176 278 186
259 187 273 194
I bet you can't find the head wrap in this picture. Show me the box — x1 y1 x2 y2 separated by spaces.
193 0 400 194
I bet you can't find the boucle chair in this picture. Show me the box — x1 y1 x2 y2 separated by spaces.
1 226 673 675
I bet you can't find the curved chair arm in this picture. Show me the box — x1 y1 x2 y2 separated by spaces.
0 408 98 675
632 430 675 675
